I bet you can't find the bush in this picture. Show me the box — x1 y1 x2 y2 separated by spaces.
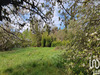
30 34 41 47
51 41 62 47
45 36 52 47
41 31 52 47
21 41 31 47
51 40 70 47
0 40 14 51
14 40 31 48
41 35 52 47
41 36 46 47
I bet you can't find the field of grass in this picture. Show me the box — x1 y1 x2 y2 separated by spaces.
0 47 65 75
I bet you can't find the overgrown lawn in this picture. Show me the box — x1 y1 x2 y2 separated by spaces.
0 47 65 75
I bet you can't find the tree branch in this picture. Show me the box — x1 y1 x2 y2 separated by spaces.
0 25 22 41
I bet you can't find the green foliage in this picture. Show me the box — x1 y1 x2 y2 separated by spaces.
41 36 46 47
0 27 16 51
45 36 52 47
30 34 41 47
51 41 58 47
41 31 52 47
51 40 70 47
1 40 14 51
21 41 31 48
22 29 30 40
0 0 99 75
62 48 90 75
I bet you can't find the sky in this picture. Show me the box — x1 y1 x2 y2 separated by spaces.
0 0 99 32
20 0 65 31
0 0 69 32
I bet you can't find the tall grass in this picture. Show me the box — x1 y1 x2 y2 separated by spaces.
0 47 65 75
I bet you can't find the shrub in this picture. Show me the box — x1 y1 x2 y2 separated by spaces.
0 40 15 51
45 36 52 47
62 40 70 46
30 34 41 47
51 41 62 47
41 31 52 47
41 36 46 47
51 40 70 47
21 41 31 47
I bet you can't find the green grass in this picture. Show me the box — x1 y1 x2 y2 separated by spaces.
0 47 65 75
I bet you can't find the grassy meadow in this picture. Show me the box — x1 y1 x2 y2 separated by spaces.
0 47 65 75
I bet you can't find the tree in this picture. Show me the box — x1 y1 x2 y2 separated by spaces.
0 24 17 51
0 0 99 50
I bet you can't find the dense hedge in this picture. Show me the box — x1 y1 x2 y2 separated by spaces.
45 36 52 47
41 35 52 47
51 40 70 47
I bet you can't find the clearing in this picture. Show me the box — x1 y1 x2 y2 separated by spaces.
0 47 65 75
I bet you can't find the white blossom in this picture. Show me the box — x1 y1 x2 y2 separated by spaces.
96 38 100 41
88 39 91 42
90 32 97 36
85 33 88 36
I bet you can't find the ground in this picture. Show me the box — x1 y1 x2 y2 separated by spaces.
0 47 65 75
